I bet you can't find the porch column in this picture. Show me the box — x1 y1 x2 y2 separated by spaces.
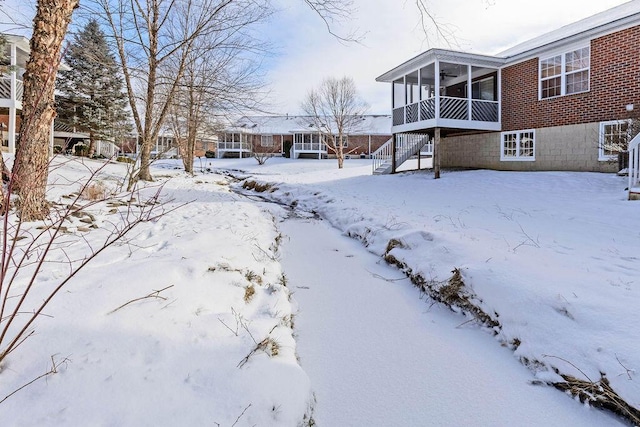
49 120 54 156
8 43 17 154
391 133 397 174
497 68 502 124
8 107 16 154
467 64 472 120
434 60 440 121
417 67 422 121
434 128 441 179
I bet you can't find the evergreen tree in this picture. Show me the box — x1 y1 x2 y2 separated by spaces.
57 19 129 156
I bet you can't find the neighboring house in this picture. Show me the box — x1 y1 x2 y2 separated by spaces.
375 1 640 199
0 34 88 155
218 115 392 159
119 134 216 158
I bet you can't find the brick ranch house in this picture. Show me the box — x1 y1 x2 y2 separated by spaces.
373 1 640 197
217 115 391 159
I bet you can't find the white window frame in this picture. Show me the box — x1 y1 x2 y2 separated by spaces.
500 129 536 161
539 46 590 100
332 134 348 147
260 134 274 147
599 120 630 161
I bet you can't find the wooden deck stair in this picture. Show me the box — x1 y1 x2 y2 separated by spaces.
372 133 431 175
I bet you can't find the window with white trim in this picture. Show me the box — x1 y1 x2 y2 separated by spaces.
599 120 630 160
501 130 535 161
260 134 274 147
332 134 348 147
540 46 590 99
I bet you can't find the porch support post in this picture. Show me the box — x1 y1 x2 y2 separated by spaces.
434 60 440 121
8 42 17 154
418 143 421 170
391 133 397 174
49 120 54 156
467 64 472 120
8 107 16 154
497 68 502 124
434 128 441 179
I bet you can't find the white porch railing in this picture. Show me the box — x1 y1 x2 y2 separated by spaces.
393 96 499 126
0 76 24 100
372 133 430 174
294 142 326 152
372 138 393 173
629 133 640 200
217 141 251 151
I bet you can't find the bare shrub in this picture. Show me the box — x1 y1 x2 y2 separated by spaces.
81 181 109 201
0 159 179 401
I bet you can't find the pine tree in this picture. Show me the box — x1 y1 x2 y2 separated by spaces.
56 19 129 157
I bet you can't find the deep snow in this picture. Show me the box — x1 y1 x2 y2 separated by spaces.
0 155 637 426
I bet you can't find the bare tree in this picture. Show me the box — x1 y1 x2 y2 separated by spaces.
94 0 270 186
301 76 368 168
164 19 267 174
12 0 79 221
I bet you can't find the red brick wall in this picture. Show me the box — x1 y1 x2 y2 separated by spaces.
502 26 640 131
345 135 390 155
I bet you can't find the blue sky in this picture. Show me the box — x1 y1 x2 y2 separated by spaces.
0 0 631 115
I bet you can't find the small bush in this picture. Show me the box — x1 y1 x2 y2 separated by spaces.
53 145 63 154
116 156 135 164
244 284 255 303
204 150 216 158
82 182 108 201
74 144 89 157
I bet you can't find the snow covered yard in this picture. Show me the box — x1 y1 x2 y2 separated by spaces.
0 155 638 426
0 158 312 425
213 157 640 423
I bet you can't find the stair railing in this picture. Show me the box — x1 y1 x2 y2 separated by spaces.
371 138 393 173
629 133 640 199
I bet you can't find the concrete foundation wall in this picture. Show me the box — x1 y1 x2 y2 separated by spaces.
441 122 618 172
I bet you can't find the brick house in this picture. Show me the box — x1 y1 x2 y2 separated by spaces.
0 34 116 156
218 115 391 159
374 1 640 197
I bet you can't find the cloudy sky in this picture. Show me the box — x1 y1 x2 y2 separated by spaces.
0 0 631 115
263 0 630 114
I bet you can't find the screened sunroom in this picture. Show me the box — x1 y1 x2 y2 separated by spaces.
376 49 505 134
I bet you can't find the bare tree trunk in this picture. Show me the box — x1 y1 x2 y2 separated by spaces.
13 0 78 220
336 143 344 168
88 130 96 157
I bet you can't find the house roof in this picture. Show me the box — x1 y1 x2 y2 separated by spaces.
376 0 640 82
2 33 72 71
376 49 506 83
227 115 392 135
498 0 640 61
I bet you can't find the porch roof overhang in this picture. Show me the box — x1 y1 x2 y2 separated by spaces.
376 48 506 83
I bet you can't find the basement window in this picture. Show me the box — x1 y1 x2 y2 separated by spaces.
501 130 535 161
599 120 630 161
